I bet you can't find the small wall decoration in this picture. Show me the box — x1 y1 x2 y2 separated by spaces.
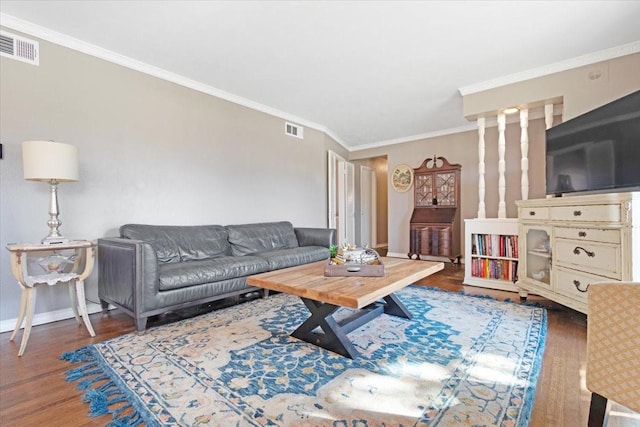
391 164 414 192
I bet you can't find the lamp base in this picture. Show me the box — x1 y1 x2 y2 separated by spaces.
41 179 70 245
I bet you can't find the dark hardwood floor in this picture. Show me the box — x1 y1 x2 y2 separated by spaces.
1 263 638 426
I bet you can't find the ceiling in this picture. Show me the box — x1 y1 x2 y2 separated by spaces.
2 1 640 150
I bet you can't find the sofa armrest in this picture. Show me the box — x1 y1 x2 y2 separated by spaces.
294 227 336 248
98 237 160 330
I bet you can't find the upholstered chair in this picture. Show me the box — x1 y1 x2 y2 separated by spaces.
586 282 640 426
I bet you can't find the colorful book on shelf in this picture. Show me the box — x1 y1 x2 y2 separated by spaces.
474 234 520 259
471 258 518 281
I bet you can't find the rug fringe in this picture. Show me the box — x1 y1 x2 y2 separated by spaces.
60 346 147 427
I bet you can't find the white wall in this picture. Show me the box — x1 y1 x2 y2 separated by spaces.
0 30 338 324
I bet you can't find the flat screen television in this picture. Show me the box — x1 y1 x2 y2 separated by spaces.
545 90 640 196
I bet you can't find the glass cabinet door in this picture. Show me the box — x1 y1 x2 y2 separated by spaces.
435 171 457 206
415 174 434 206
522 225 552 286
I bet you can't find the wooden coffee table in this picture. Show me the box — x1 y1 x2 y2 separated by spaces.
247 257 444 358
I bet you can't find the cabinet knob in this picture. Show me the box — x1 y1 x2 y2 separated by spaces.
578 231 587 237
529 211 536 216
573 280 590 293
573 210 582 216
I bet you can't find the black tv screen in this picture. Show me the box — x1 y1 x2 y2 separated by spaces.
546 90 640 196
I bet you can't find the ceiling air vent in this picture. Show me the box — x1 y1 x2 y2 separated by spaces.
285 122 304 139
0 31 39 66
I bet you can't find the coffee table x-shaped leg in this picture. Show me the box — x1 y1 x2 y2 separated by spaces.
291 293 413 359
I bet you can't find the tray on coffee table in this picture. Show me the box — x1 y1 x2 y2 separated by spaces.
325 248 384 277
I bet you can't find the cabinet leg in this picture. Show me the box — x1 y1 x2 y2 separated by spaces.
519 290 529 300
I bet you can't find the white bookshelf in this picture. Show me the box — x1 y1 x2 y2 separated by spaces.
464 218 520 292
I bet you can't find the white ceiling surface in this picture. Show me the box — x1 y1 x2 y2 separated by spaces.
2 1 640 150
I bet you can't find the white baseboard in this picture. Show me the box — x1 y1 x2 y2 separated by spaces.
386 251 407 258
0 302 110 334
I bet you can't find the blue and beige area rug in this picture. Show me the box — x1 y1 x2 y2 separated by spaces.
61 286 546 426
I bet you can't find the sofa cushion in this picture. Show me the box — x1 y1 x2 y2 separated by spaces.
173 225 231 262
254 246 329 270
226 221 299 256
120 224 231 264
120 224 181 263
158 256 270 291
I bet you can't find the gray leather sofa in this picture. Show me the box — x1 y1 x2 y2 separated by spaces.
98 221 335 331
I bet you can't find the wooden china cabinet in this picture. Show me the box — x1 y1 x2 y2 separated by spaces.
408 156 462 263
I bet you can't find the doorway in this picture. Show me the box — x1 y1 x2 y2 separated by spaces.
352 156 388 252
327 150 355 246
360 165 376 248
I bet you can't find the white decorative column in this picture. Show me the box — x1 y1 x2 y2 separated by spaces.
520 108 529 200
497 113 506 218
477 117 486 219
545 103 554 129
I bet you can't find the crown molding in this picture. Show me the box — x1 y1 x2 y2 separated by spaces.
0 13 351 151
350 124 478 152
459 41 640 96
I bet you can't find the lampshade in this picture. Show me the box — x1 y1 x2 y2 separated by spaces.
22 140 79 182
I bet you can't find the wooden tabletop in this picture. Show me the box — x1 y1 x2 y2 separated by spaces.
247 257 444 309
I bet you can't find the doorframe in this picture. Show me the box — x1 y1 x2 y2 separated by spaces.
359 165 377 248
328 150 355 245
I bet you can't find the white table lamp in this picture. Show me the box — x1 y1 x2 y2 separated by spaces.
22 140 79 244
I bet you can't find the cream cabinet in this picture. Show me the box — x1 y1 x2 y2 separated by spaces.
516 191 639 314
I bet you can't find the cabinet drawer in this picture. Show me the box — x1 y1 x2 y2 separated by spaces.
555 267 610 304
555 239 621 279
550 204 621 223
554 227 620 244
520 207 549 220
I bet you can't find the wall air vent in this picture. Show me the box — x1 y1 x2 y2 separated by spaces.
285 122 304 139
0 31 39 66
